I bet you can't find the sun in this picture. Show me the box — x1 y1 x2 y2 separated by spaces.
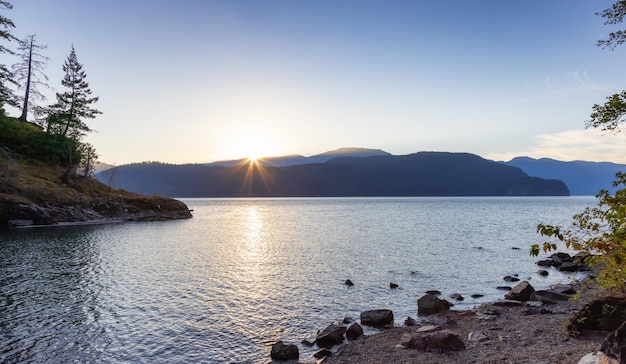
228 133 277 162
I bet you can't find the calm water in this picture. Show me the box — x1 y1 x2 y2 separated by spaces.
0 197 595 363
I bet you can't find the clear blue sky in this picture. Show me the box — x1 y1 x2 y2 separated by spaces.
4 0 626 164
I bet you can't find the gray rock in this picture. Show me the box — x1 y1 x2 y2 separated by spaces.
418 294 453 316
346 323 363 340
401 330 466 352
425 290 441 295
450 293 464 301
313 348 332 359
537 259 553 267
558 262 580 272
404 316 418 326
360 309 394 327
270 341 299 361
315 324 346 348
551 283 576 295
550 252 573 263
503 275 520 282
530 290 571 305
537 269 549 276
504 281 535 301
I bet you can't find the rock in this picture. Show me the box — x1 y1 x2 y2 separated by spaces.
496 286 512 291
401 330 466 353
503 275 520 282
551 283 577 295
600 320 626 363
270 341 299 361
301 339 315 347
404 316 418 326
468 331 488 342
530 290 571 305
537 259 553 267
558 261 580 272
7 219 33 228
316 324 347 348
492 299 524 307
504 281 535 301
313 348 332 359
568 297 626 336
346 323 363 340
450 293 464 301
551 252 573 263
577 352 598 364
344 279 354 286
417 294 453 316
342 316 353 324
360 309 394 327
417 325 442 333
537 269 549 276
471 294 484 299
390 282 399 289
425 290 441 295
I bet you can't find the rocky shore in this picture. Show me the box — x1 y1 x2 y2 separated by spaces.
0 157 192 228
270 253 625 364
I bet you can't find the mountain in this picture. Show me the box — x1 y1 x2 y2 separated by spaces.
503 157 625 195
96 151 569 197
208 147 390 167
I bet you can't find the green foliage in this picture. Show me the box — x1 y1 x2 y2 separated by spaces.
0 115 80 166
533 173 626 292
47 45 100 138
587 90 626 133
597 0 626 49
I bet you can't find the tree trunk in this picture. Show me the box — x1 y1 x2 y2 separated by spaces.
18 36 33 121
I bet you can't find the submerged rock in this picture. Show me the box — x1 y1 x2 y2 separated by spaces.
344 279 354 286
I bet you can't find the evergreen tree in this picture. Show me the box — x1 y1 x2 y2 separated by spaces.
12 34 49 121
48 45 101 138
0 1 16 115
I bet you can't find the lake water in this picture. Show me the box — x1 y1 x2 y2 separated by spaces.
0 197 595 363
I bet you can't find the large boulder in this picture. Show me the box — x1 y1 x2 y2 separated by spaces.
504 281 535 301
599 320 626 364
360 309 394 327
400 330 466 353
315 324 346 348
418 294 453 316
270 341 299 361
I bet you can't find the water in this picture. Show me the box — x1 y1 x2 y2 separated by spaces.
0 197 595 363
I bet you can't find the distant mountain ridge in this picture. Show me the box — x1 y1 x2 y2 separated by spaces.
210 147 391 167
96 151 568 197
503 157 625 195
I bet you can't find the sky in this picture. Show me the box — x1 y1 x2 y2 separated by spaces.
3 0 626 165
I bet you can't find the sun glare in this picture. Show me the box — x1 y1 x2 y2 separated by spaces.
228 133 277 162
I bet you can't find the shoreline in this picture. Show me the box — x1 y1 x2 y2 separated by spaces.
321 281 605 364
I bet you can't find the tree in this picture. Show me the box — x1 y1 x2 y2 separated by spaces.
47 45 101 138
12 34 49 121
0 1 16 115
532 1 626 293
597 0 626 50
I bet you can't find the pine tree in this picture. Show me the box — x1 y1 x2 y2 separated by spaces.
48 45 101 138
0 1 16 115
